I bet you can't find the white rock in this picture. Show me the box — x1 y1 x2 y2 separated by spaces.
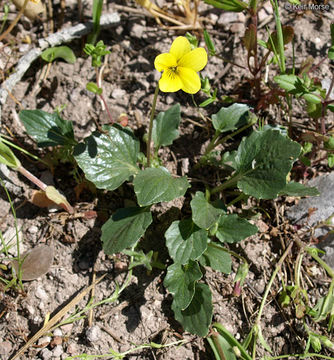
53 345 63 357
3 227 25 257
111 88 126 99
39 348 53 360
86 325 101 342
28 225 39 234
38 336 51 346
53 328 63 337
35 286 48 301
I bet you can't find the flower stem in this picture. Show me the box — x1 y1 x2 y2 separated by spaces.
146 84 160 167
17 165 47 191
210 173 241 195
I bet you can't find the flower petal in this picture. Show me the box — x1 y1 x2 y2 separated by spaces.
159 70 183 93
170 36 191 62
178 67 201 94
154 53 177 72
178 48 208 72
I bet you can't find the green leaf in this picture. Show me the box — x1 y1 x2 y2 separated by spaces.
303 93 322 104
328 154 334 168
101 207 152 254
0 141 21 169
134 167 189 206
235 129 302 199
165 219 208 265
274 74 299 92
86 82 103 95
204 0 247 11
172 283 213 337
152 104 181 148
278 182 320 197
190 191 225 230
199 243 232 274
216 214 258 243
328 45 334 60
204 30 216 56
210 323 252 360
212 103 250 133
41 46 76 64
74 125 139 190
243 25 257 56
19 110 76 147
164 261 202 310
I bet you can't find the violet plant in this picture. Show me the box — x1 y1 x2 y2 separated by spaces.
17 34 319 337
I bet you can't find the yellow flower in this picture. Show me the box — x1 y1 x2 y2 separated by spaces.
154 36 208 94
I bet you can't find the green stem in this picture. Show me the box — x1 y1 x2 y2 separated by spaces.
211 173 241 195
146 84 160 167
271 0 286 74
305 247 334 279
204 121 255 157
17 165 47 191
217 121 255 148
203 131 220 156
250 241 293 358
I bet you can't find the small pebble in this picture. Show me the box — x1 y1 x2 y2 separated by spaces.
38 336 51 346
19 44 30 52
53 328 63 337
35 286 48 301
61 323 73 334
52 345 63 357
28 225 39 234
39 348 53 360
86 325 101 342
67 342 79 354
112 88 126 99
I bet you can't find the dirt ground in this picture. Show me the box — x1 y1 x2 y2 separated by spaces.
0 1 334 359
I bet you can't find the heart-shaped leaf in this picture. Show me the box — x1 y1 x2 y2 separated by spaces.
190 191 225 230
165 219 208 265
134 167 189 206
101 207 152 255
164 261 202 310
199 242 232 274
216 215 258 243
74 125 140 190
152 104 181 148
212 103 251 134
19 110 76 147
235 129 301 199
172 282 213 336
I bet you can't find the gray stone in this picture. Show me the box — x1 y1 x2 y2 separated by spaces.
85 325 101 342
286 173 334 267
52 345 64 357
0 164 23 195
35 285 48 301
39 348 53 360
38 336 51 346
286 173 334 236
3 226 25 257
